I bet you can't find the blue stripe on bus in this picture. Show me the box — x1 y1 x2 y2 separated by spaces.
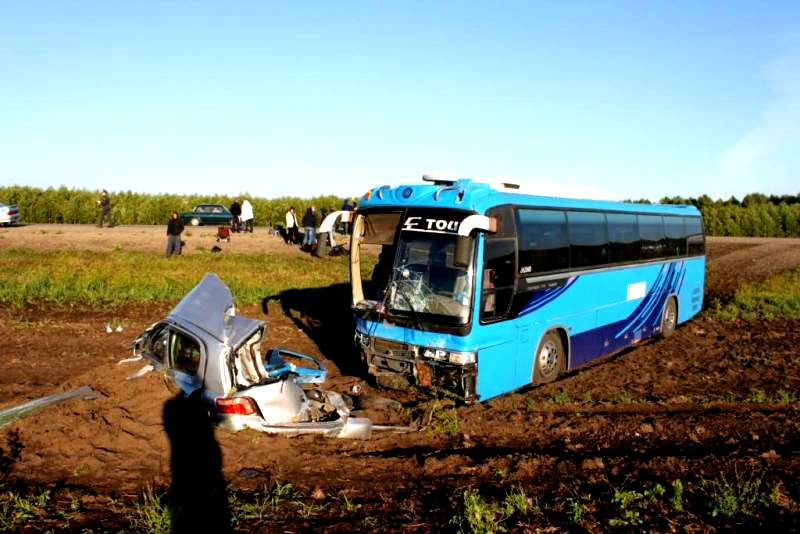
515 262 686 368
518 276 578 316
571 262 685 366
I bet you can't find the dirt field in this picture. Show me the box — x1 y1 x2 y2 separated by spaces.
0 223 304 256
1 234 799 531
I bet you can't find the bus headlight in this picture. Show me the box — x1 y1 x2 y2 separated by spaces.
448 351 476 365
421 348 476 365
422 348 448 361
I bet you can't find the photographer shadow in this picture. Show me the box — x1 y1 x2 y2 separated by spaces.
163 391 231 534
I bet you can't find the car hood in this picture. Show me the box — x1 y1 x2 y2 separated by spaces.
167 273 263 348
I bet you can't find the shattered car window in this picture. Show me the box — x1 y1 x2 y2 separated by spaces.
150 327 170 364
171 330 201 375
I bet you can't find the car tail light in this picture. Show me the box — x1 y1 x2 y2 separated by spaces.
215 396 258 416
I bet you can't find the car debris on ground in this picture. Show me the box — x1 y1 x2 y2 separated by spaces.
0 386 96 428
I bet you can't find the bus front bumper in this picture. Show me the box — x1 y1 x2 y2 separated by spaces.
358 335 478 402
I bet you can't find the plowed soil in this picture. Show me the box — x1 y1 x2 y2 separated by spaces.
1 236 799 531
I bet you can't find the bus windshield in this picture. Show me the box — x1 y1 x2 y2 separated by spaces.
386 231 474 325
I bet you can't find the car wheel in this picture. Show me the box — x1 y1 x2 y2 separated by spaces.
659 297 677 339
191 218 200 226
533 331 566 384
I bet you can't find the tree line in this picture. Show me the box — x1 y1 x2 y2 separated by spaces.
0 185 351 227
630 193 800 237
2 185 800 237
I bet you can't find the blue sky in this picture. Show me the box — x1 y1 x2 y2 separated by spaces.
1 1 798 201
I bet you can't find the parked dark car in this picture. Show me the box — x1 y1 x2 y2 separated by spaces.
180 204 233 226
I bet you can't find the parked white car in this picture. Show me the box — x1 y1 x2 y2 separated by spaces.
0 203 19 226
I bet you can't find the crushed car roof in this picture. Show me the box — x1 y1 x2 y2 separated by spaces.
167 272 263 347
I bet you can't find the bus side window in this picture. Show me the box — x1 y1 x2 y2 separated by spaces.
607 213 640 263
685 216 705 255
516 209 569 273
567 211 607 268
639 215 666 260
664 216 687 257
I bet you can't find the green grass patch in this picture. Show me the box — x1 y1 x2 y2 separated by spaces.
424 399 462 437
712 268 800 321
701 471 775 519
127 485 171 534
0 248 368 306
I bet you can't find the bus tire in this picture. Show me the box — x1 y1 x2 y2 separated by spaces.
659 297 677 339
533 331 566 385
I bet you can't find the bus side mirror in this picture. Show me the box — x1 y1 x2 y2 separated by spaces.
454 236 472 268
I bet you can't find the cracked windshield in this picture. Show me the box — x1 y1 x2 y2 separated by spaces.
388 231 474 324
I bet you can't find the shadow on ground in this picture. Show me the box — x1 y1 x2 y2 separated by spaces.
264 283 363 377
163 392 231 534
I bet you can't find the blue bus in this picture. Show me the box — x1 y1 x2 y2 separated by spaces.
323 177 705 402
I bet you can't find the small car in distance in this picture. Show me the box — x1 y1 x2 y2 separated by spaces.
0 203 19 226
180 204 233 226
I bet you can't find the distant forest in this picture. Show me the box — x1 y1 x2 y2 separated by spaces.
2 185 800 237
0 185 346 228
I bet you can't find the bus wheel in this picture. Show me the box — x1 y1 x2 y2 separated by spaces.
660 297 677 339
533 331 565 384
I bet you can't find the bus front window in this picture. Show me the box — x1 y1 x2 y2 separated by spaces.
387 232 474 325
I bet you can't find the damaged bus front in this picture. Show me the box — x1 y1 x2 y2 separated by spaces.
326 183 496 402
352 209 483 400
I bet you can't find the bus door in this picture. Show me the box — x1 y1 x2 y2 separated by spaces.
475 207 524 399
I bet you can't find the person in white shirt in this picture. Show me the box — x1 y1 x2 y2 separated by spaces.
241 199 254 233
285 207 300 244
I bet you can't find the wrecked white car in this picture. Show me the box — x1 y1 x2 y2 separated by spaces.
132 273 373 439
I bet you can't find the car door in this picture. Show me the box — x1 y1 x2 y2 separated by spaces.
133 322 204 396
194 207 210 224
217 208 231 225
133 322 170 368
167 327 204 396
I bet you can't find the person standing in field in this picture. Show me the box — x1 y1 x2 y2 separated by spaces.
302 206 317 248
285 206 300 244
229 200 242 233
96 190 113 227
166 211 185 257
241 199 254 233
341 198 353 235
